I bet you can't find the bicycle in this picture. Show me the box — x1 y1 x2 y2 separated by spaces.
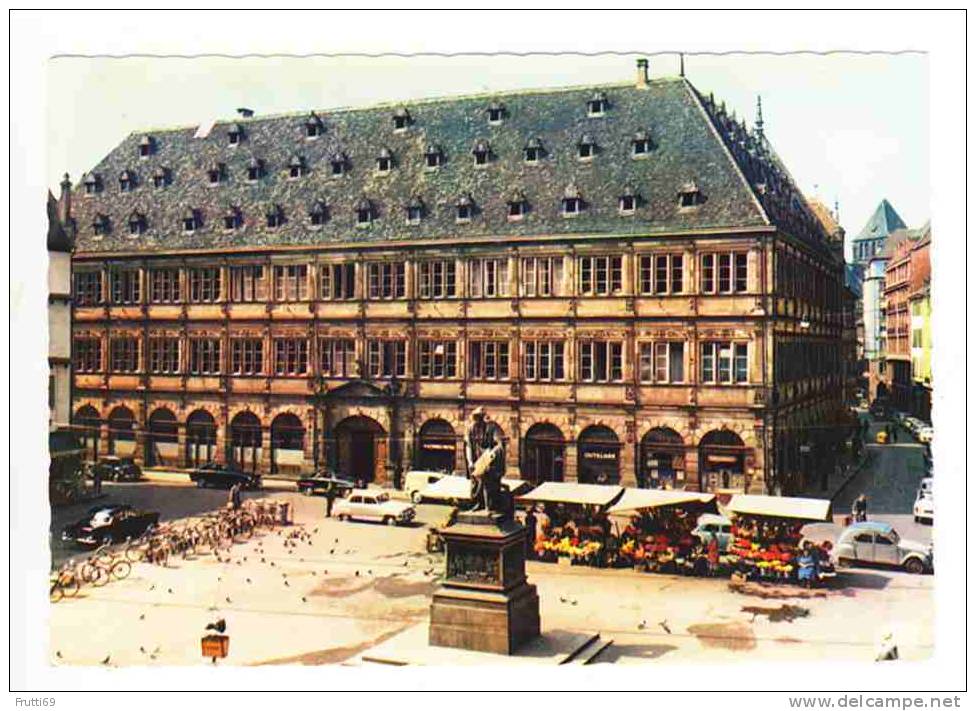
50 561 82 602
80 544 131 585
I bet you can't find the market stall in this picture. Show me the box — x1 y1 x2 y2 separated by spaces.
724 494 834 585
517 482 624 566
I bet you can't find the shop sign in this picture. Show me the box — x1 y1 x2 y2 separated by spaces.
582 450 618 461
422 441 455 451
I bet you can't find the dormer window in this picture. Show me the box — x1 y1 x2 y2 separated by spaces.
392 107 411 131
309 201 328 226
330 152 347 177
619 188 638 214
138 135 155 157
228 123 244 145
406 197 424 225
424 145 443 169
678 181 705 208
376 148 394 173
246 158 264 181
304 112 324 138
632 129 653 157
266 205 285 229
577 135 597 160
118 170 136 193
207 163 225 186
222 206 242 230
472 140 491 166
562 185 583 217
587 92 608 117
356 198 374 226
507 191 527 221
128 211 147 235
288 155 306 179
182 209 200 233
456 194 475 223
152 168 171 189
487 102 506 124
83 174 102 196
524 138 543 163
92 213 111 236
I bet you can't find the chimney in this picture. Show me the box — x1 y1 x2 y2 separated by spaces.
58 173 72 225
636 58 649 89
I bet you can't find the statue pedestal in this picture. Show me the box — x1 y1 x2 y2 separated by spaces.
428 511 541 655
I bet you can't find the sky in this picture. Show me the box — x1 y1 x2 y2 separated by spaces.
47 52 929 261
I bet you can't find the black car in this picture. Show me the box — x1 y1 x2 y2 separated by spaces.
61 504 160 547
88 456 142 482
296 471 355 497
189 463 262 490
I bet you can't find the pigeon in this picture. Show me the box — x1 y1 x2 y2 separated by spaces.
225 596 232 604
167 588 174 594
100 654 111 665
300 558 304 562
205 619 227 633
284 580 290 587
246 578 252 584
261 558 266 563
367 570 372 576
330 549 335 555
217 577 222 582
659 620 672 634
571 600 578 606
270 561 276 567
140 646 146 654
149 585 156 591
355 570 360 577
637 620 647 630
138 614 145 621
334 538 339 543
559 596 568 603
301 596 307 603
55 651 62 659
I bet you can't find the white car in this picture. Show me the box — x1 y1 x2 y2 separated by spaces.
913 491 933 523
333 490 416 526
404 470 451 504
916 426 933 444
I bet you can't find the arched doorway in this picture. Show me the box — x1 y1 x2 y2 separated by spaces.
74 405 100 460
230 411 262 473
522 423 565 484
107 406 136 456
416 419 457 472
639 427 685 489
271 413 305 474
698 429 747 493
146 408 178 467
334 415 387 485
577 425 621 485
185 410 217 468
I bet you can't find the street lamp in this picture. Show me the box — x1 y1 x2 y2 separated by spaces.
312 374 328 471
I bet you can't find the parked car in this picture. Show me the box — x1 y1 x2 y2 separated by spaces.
404 470 452 503
88 456 142 482
296 471 354 497
913 491 934 524
692 513 733 552
916 426 933 444
904 417 925 435
917 476 933 498
834 521 932 574
61 504 160 547
189 463 262 490
333 489 416 526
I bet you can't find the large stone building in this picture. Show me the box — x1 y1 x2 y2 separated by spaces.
64 61 846 495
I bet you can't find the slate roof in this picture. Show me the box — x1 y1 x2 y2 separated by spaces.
47 191 73 253
69 76 830 256
853 199 907 243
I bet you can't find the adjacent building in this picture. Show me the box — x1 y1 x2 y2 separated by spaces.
48 180 74 428
63 61 847 495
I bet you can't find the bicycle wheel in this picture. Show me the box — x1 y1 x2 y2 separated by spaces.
83 564 110 587
110 560 132 580
125 544 146 562
50 582 64 603
60 573 82 598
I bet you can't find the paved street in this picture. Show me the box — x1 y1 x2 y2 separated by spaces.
50 476 933 667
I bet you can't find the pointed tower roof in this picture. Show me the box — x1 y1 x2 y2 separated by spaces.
853 199 907 243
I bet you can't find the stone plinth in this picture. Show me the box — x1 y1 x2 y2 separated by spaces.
428 511 541 655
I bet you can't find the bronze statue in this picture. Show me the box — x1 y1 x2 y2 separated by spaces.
464 407 510 515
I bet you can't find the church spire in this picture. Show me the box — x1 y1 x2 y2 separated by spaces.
755 95 765 140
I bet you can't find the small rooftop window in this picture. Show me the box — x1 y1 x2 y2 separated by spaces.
619 187 638 214
632 129 653 157
183 209 201 233
83 174 102 196
524 138 543 163
424 144 443 169
92 213 111 236
223 206 243 230
305 112 324 138
228 123 245 146
562 185 583 217
456 194 475 223
246 157 265 182
507 191 527 221
207 163 225 185
487 101 506 124
406 197 424 225
118 169 136 193
288 155 306 179
356 198 374 226
128 211 147 235
266 205 285 229
392 107 411 131
376 147 394 173
577 135 597 160
587 92 608 117
330 152 347 177
309 201 328 226
678 181 705 208
138 135 155 158
472 140 492 166
152 167 171 189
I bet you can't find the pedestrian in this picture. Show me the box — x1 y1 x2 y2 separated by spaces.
91 462 102 497
324 486 337 518
706 533 720 577
852 494 868 523
524 506 538 559
891 426 898 444
228 482 242 510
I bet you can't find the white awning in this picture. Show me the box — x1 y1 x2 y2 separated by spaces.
608 488 717 514
517 482 624 508
725 494 832 522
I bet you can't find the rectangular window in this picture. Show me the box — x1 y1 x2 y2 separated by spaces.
230 338 264 375
366 262 406 300
418 340 458 379
522 340 565 382
273 338 308 375
109 336 140 373
148 337 180 374
638 342 685 383
110 269 141 305
468 341 509 380
319 263 356 300
366 339 406 378
74 272 103 306
700 342 748 384
577 340 623 382
228 265 267 303
73 337 102 372
417 260 457 299
188 338 221 375
319 338 356 376
273 264 309 302
639 253 684 295
188 267 221 303
468 258 509 298
149 268 181 304
520 256 563 297
702 252 747 294
577 255 623 296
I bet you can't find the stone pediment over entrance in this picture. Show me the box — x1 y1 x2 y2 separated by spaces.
326 380 389 401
